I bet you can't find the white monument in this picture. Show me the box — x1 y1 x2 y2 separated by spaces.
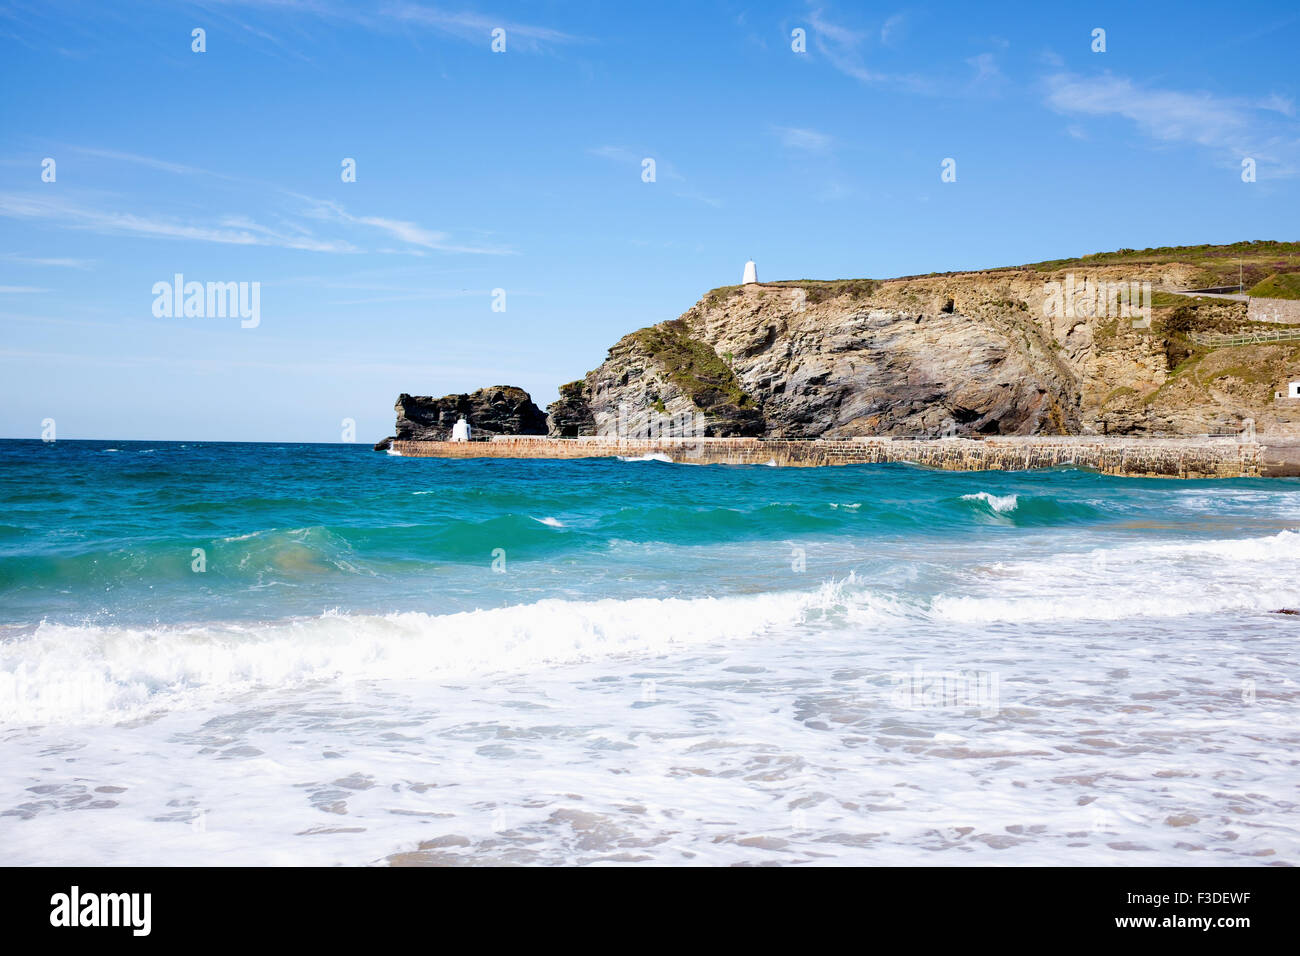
451 416 471 442
742 260 758 285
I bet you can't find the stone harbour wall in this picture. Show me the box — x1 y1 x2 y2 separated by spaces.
386 435 1300 478
1248 297 1300 325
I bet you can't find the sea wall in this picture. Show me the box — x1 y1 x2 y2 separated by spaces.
387 436 1294 478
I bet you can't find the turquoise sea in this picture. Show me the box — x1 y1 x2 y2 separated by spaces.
1 439 1298 864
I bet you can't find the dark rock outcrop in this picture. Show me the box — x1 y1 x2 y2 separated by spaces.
393 386 547 441
546 381 596 437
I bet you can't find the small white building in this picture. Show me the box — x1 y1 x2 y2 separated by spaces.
742 260 758 285
1290 381 1300 399
450 416 471 442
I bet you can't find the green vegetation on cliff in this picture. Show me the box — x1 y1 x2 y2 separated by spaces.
1249 273 1300 299
1024 240 1300 268
1023 240 1300 289
631 319 753 409
764 279 878 304
703 278 878 308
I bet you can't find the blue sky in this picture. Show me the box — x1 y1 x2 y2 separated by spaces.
1 0 1297 441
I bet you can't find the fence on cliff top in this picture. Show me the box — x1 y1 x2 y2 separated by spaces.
1191 327 1300 348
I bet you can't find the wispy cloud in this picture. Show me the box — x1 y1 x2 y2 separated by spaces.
202 0 585 52
1044 72 1300 172
669 189 722 208
588 145 718 204
295 196 514 255
383 2 584 49
70 147 229 179
806 7 881 84
589 145 684 180
588 145 643 164
1260 93 1296 118
0 253 94 269
0 192 358 252
328 289 489 306
61 147 502 252
805 7 945 94
770 125 833 152
814 180 853 203
0 145 507 255
966 53 1003 87
879 13 906 47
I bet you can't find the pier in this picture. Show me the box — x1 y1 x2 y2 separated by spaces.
386 435 1300 478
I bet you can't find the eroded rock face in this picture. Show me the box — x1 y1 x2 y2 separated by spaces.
583 321 765 437
686 292 1072 437
394 386 547 441
545 381 596 437
572 279 1077 439
567 266 1300 438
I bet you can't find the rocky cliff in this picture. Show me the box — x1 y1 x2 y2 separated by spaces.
376 386 547 449
573 319 765 438
545 380 597 437
549 242 1300 438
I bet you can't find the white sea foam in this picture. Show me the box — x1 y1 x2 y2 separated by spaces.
10 530 1298 729
617 452 673 463
0 578 879 727
532 516 564 527
5 528 1300 867
3 562 1296 867
932 529 1300 624
961 491 1019 513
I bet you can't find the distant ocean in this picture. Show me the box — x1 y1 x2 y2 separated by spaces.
2 439 1298 865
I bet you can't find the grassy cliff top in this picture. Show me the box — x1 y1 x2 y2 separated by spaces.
703 279 877 308
1249 272 1300 299
1021 240 1300 270
700 242 1300 300
1021 241 1300 289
